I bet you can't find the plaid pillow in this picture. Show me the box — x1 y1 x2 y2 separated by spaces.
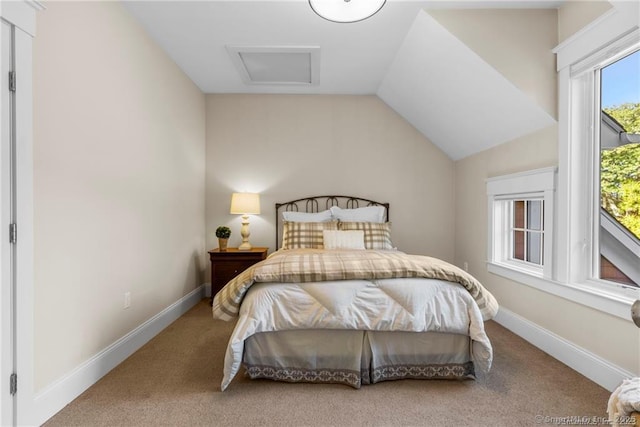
338 222 393 250
282 221 338 249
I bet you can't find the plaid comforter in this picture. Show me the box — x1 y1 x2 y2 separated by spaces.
212 249 499 321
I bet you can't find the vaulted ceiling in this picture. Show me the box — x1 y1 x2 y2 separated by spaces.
123 0 559 160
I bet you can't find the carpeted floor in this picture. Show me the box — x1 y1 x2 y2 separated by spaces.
44 299 611 426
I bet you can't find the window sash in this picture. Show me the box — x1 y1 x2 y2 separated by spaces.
486 168 555 279
569 44 639 288
510 200 544 266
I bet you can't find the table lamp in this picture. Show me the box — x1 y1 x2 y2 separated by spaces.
230 192 261 250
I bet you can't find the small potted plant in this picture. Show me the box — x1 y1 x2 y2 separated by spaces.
215 226 231 251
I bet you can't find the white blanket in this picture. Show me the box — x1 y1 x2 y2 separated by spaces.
213 249 499 322
608 378 640 426
220 277 493 391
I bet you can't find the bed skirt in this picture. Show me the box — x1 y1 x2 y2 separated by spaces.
242 329 475 388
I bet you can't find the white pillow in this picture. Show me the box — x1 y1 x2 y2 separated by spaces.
322 230 365 250
282 209 333 222
330 205 386 223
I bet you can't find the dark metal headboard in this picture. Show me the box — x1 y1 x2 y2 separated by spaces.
275 195 390 249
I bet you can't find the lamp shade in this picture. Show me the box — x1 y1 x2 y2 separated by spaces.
309 0 386 23
230 193 261 215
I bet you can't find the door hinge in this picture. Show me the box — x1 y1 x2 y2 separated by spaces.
9 223 16 244
8 71 15 92
9 373 16 395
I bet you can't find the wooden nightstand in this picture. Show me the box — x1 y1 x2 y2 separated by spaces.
209 247 268 304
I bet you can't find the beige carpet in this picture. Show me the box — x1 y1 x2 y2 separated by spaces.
44 299 610 427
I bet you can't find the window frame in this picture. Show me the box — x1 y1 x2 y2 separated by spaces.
548 2 639 320
560 32 639 287
487 167 556 280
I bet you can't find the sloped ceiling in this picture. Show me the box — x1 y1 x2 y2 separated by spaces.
377 10 556 160
123 1 560 160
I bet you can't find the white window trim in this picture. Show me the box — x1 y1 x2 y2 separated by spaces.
515 0 640 322
486 263 634 321
487 167 556 279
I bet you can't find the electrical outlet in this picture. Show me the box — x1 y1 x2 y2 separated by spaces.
124 292 131 309
463 262 469 272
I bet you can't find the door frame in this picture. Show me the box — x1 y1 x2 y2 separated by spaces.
0 1 40 425
0 17 16 427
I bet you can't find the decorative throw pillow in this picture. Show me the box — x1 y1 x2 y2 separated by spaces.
282 221 338 249
322 230 366 250
338 222 393 250
282 209 333 222
329 205 386 223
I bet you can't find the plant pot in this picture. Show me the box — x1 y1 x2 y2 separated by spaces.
218 238 228 251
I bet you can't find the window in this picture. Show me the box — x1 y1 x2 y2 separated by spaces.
561 33 640 293
487 167 556 279
553 7 640 319
512 200 544 266
598 50 639 287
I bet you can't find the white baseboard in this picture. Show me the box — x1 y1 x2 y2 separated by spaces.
26 291 631 425
30 285 206 426
494 306 635 392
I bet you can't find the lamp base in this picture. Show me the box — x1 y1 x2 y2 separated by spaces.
238 216 252 250
238 242 252 251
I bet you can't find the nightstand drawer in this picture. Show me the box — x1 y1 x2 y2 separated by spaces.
213 262 249 285
208 247 268 304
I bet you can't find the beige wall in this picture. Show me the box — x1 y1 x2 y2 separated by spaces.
33 1 206 391
454 127 639 373
205 94 455 261
453 2 639 374
30 0 633 401
557 0 613 44
430 9 558 119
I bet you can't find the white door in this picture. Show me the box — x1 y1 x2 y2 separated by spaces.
0 17 16 427
0 3 37 424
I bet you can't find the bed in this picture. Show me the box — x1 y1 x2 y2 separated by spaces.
212 195 498 391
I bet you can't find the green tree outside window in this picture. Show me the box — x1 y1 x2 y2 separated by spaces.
601 103 640 239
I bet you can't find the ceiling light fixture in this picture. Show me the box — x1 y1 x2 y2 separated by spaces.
309 0 386 23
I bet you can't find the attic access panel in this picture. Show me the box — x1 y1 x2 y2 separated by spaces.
227 46 320 86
